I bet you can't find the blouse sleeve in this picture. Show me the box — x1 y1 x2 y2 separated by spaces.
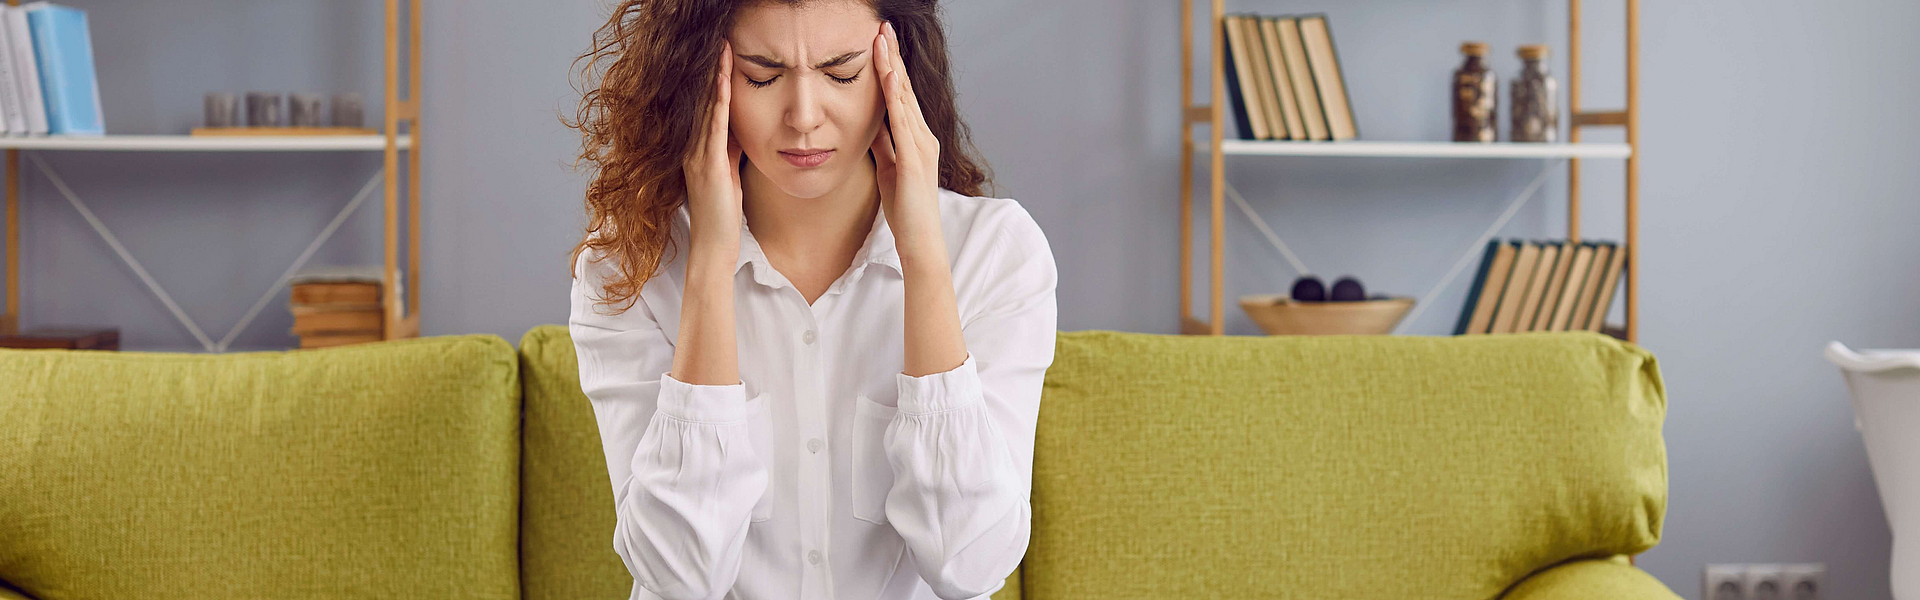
569 249 768 600
879 207 1058 600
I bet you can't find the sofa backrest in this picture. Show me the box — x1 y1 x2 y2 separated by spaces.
0 334 524 599
1025 330 1667 599
516 325 633 600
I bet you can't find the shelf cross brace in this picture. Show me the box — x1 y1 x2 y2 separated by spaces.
28 152 387 352
1394 159 1564 333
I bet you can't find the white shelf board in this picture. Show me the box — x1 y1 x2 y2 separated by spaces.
0 134 412 151
1216 140 1631 159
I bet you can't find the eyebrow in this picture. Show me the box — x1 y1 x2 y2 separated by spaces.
736 50 866 70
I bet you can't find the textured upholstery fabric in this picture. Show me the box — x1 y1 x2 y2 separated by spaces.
516 325 639 600
516 324 1024 600
1 326 1671 599
1501 556 1682 599
1025 330 1669 599
0 335 523 599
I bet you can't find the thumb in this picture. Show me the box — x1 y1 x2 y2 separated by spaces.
870 124 897 173
726 134 743 188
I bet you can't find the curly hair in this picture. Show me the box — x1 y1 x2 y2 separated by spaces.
564 0 993 315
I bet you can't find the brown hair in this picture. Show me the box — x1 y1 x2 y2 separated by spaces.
564 0 993 314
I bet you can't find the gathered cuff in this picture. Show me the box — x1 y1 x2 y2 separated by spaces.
656 371 757 423
895 353 983 415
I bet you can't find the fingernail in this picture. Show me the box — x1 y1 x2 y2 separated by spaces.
885 21 895 38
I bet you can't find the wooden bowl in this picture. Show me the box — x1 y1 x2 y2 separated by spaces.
1237 294 1415 335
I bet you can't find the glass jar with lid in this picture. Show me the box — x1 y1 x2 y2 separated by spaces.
1452 41 1496 142
1510 44 1559 142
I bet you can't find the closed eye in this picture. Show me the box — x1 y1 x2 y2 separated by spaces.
743 72 860 88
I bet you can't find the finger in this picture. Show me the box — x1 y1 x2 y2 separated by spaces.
882 23 932 152
711 41 733 161
870 119 897 169
874 30 912 157
884 70 917 164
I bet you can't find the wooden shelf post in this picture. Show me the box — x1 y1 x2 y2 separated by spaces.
384 0 422 340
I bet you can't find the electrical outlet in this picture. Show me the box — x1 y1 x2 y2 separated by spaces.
1746 564 1786 600
1780 563 1825 600
1705 565 1749 600
1703 563 1826 600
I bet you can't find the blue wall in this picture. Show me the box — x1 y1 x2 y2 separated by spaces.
10 1 1916 598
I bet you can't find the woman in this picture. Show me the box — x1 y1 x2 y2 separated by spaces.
563 1 1056 599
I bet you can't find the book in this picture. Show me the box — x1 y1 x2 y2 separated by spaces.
290 282 380 305
1568 243 1613 330
1488 241 1541 333
1274 17 1327 141
289 265 401 311
23 2 100 135
1453 240 1500 335
5 6 46 135
1238 15 1284 140
0 19 24 135
1221 15 1267 140
1461 240 1519 335
1584 243 1628 331
1547 243 1596 330
1513 241 1562 332
1255 17 1305 140
1529 240 1578 331
1297 15 1358 140
299 331 383 349
289 306 383 335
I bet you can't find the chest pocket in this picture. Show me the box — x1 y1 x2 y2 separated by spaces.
746 393 775 523
851 393 898 525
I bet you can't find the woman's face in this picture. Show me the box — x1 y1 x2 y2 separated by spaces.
728 0 886 200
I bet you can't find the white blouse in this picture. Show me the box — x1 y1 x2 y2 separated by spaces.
568 188 1057 600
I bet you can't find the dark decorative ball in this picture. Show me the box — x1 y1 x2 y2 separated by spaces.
1290 275 1326 302
1330 276 1366 302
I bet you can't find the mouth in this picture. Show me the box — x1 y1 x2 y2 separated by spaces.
778 148 834 168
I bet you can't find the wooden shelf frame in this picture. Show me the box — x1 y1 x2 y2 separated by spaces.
1178 0 1640 343
0 0 424 345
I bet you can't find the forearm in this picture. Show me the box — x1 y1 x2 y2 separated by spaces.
670 240 741 386
899 235 968 377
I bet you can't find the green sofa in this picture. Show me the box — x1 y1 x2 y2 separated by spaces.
0 326 1675 599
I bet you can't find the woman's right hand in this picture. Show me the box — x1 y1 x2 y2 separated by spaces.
683 39 744 256
669 40 744 387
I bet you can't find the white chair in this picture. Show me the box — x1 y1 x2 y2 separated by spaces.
1827 340 1920 599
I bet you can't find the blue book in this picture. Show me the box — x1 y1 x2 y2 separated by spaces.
23 2 99 135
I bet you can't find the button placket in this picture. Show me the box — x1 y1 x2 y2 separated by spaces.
793 310 833 597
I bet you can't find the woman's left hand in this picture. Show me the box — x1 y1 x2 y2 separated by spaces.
870 21 942 244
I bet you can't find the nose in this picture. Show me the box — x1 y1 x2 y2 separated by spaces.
784 75 826 135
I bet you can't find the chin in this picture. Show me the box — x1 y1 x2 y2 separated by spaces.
751 156 855 200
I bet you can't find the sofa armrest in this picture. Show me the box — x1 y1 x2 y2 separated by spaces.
1502 556 1680 600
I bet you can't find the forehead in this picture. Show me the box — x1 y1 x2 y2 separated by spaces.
729 0 878 59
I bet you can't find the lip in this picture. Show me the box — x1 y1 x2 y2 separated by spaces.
778 148 834 168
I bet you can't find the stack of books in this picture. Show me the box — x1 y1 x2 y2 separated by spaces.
1454 239 1628 336
1221 13 1356 141
0 2 102 136
288 266 397 349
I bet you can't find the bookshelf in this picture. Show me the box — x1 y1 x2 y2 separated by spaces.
1179 0 1641 342
0 0 423 351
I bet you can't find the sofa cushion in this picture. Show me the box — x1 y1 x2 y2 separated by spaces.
1025 330 1667 599
0 334 523 599
516 325 633 600
516 324 1025 600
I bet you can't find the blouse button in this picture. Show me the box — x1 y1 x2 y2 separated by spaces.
807 438 824 453
807 549 823 565
802 329 817 345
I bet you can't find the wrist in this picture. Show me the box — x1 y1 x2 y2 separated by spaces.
686 242 739 286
